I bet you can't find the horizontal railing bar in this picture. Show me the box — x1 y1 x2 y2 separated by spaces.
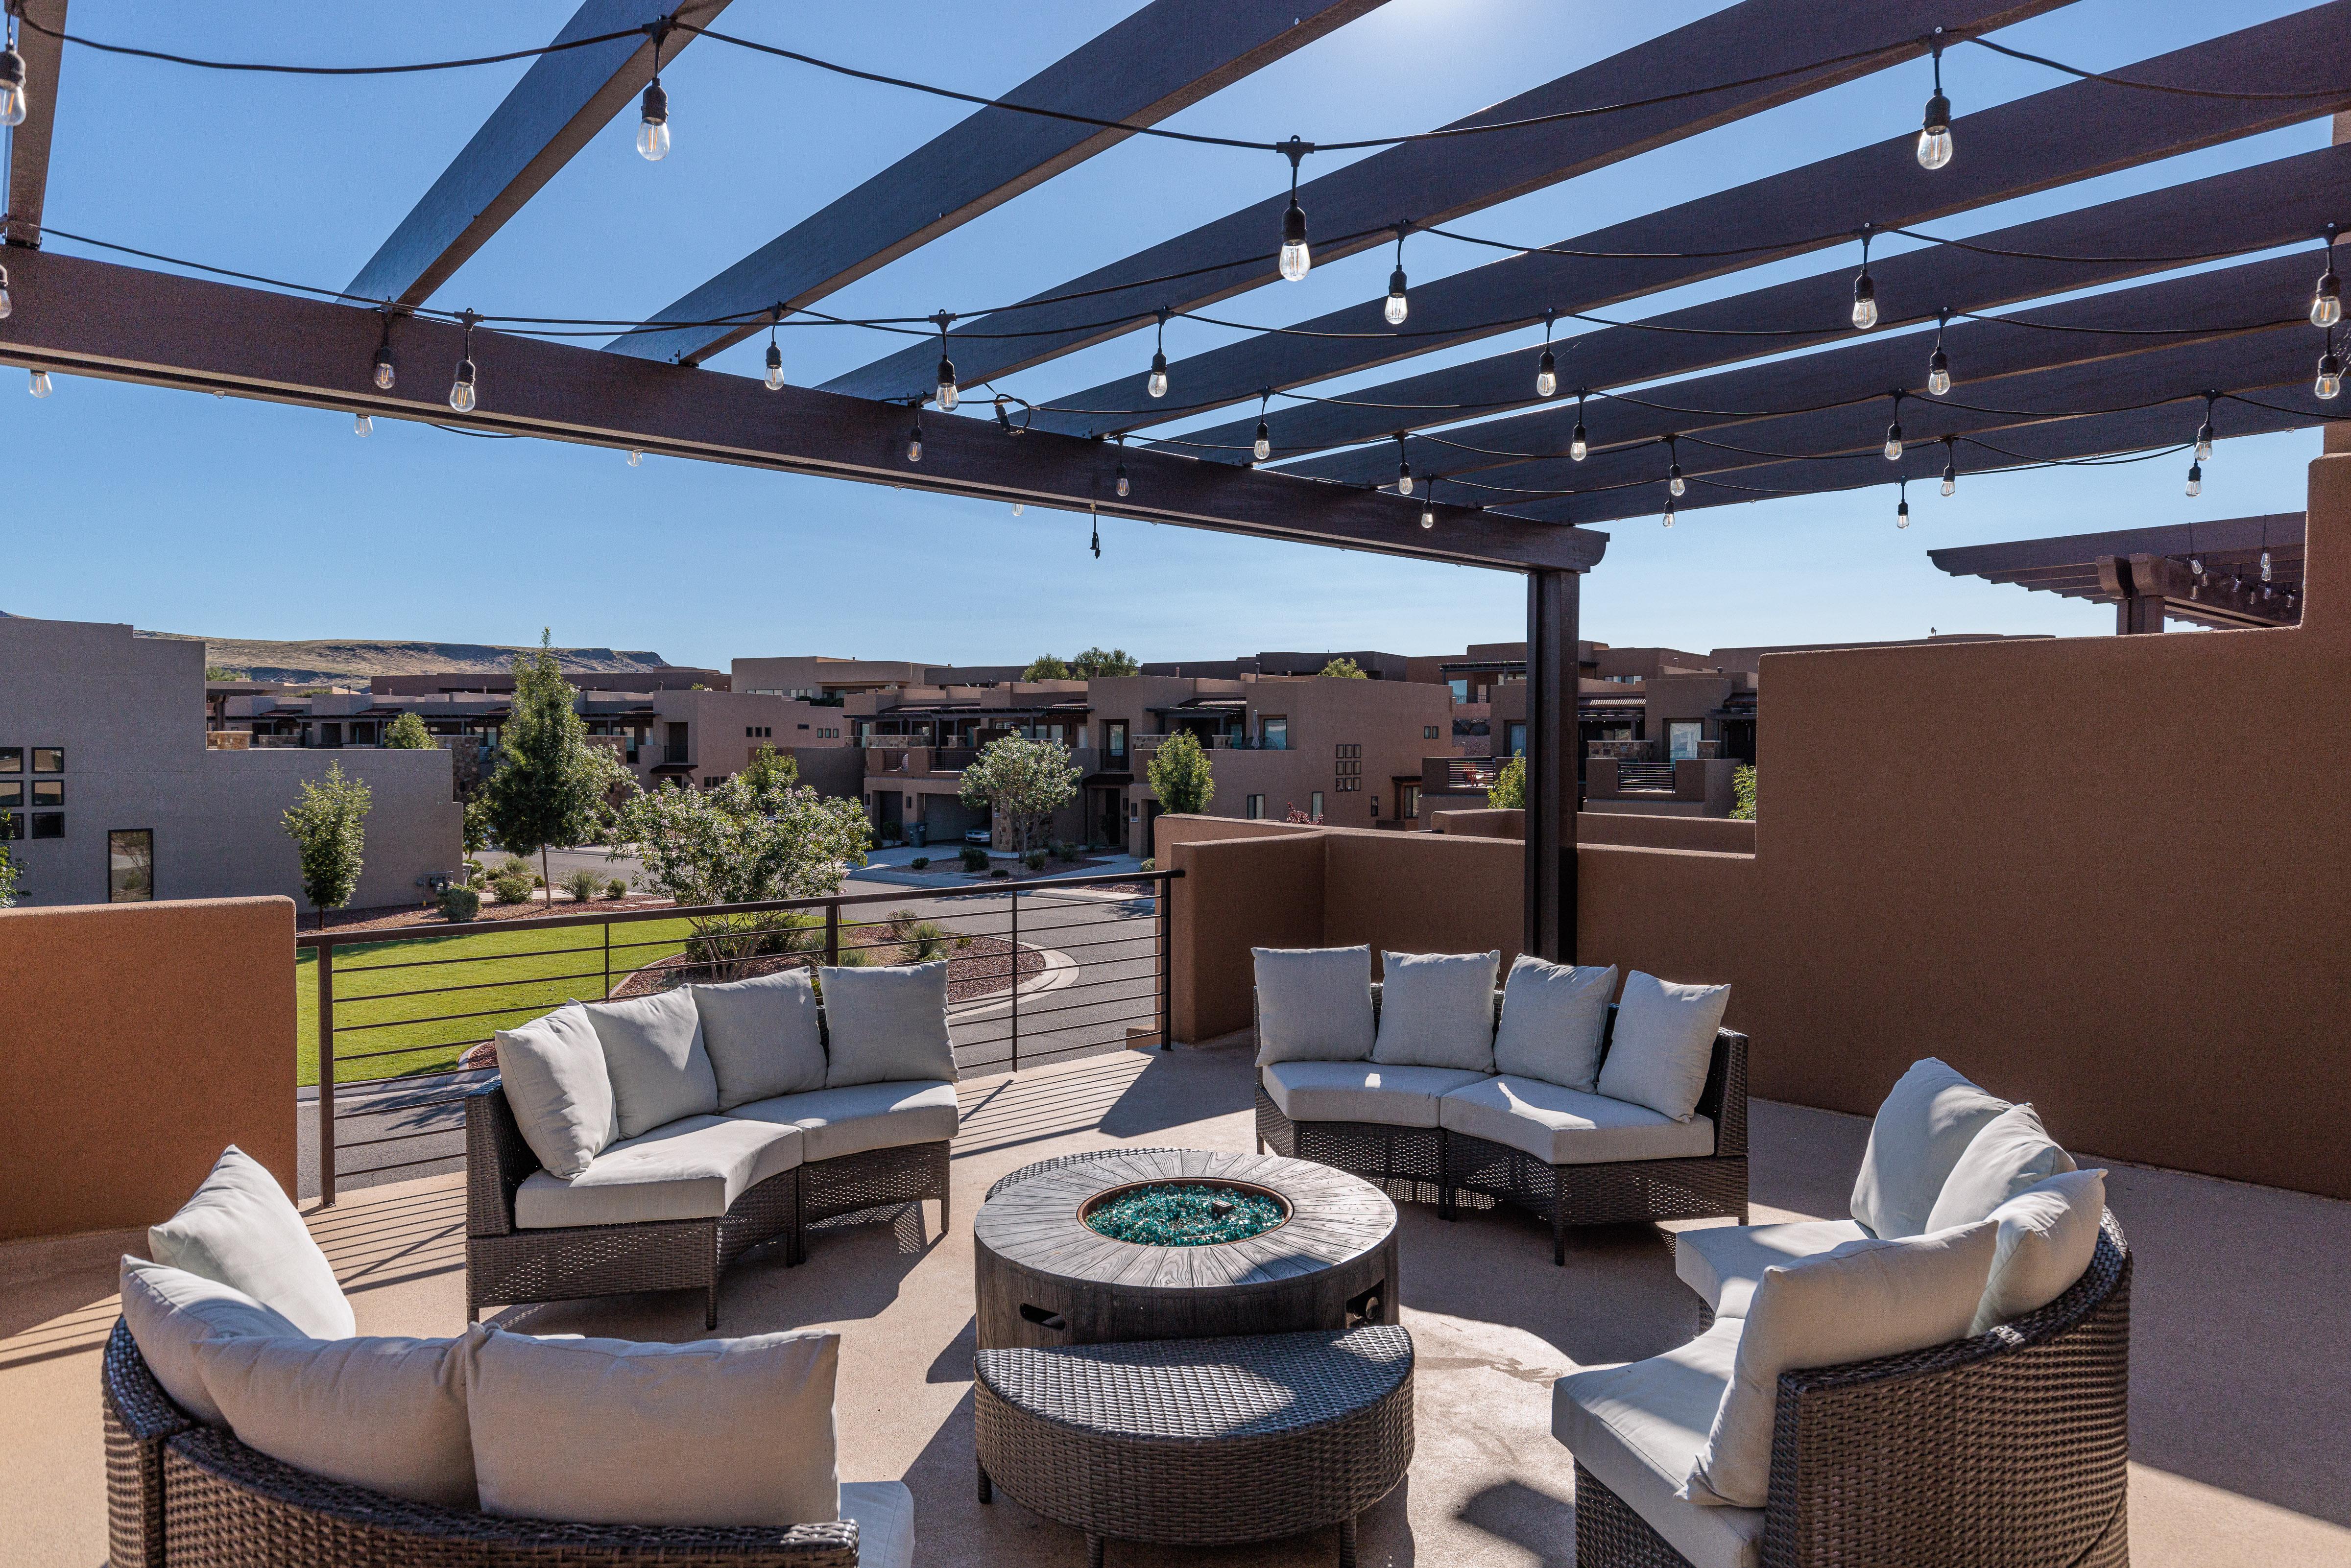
999 983 1164 1020
295 871 1180 953
331 1038 493 1066
333 1091 479 1120
336 1000 574 1033
1010 1008 1159 1040
331 967 613 1006
329 1149 467 1177
335 1127 466 1151
1021 931 1156 956
317 937 621 975
1004 973 1161 1006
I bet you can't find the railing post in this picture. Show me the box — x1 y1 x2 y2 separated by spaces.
601 921 612 999
315 941 336 1208
1008 890 1020 1074
824 901 840 967
1158 872 1175 1051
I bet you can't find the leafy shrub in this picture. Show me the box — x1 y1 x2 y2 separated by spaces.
560 868 604 903
1486 755 1526 810
1139 858 1154 872
438 884 482 922
834 946 876 967
960 845 988 872
602 876 629 898
488 873 535 905
1052 841 1081 863
901 920 952 962
910 856 930 870
1732 765 1757 821
495 854 536 883
1024 851 1047 872
990 868 1011 879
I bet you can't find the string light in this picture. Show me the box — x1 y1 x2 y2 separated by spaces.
1253 389 1271 462
1917 31 1952 170
2314 224 2341 329
1090 503 1101 559
1665 433 1685 498
0 23 25 128
1394 432 1413 496
2317 331 2343 401
626 449 643 466
1535 309 1558 399
2260 548 2273 582
1927 308 1952 396
765 307 785 390
448 311 479 412
636 23 672 161
0 260 10 320
353 413 372 437
931 312 958 411
1662 494 1676 529
2184 458 2201 497
27 368 50 397
1116 434 1131 498
1420 475 1437 530
1570 389 1587 460
1148 308 1170 399
1896 477 1911 528
371 312 397 390
1883 391 1903 461
906 404 923 463
1386 224 1411 326
1851 228 1879 331
2196 393 2215 460
1277 138 1312 282
1011 501 1023 515
1941 435 1957 496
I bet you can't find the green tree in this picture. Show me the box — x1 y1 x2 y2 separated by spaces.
384 711 434 748
1070 646 1140 678
1486 754 1526 810
204 665 248 682
1022 653 1074 681
1732 765 1757 822
741 742 799 793
478 632 609 908
0 813 18 907
281 763 371 929
1318 657 1368 679
959 736 1080 856
1147 730 1215 816
461 793 492 857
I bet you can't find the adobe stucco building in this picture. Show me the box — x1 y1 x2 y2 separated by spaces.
0 617 462 913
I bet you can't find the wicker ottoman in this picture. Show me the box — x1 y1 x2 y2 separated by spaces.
973 1324 1413 1568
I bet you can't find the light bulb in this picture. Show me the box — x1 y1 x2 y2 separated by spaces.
1279 197 1310 282
2190 556 2205 577
353 413 373 437
1917 91 1953 171
1535 348 1557 399
765 342 784 391
1011 502 1024 516
907 417 923 463
2260 549 2273 582
935 355 958 412
1386 266 1409 326
1570 422 1587 461
1254 421 1271 462
2314 268 2342 329
1884 422 1903 462
1668 465 1685 499
1116 464 1130 498
1662 499 1676 529
1851 271 1878 332
28 368 51 398
2196 421 2213 461
1896 498 1912 528
2316 347 2343 401
1419 501 1434 530
0 281 11 320
1941 469 1955 498
1148 351 1168 400
449 359 476 413
626 449 642 467
1927 348 1951 397
0 45 25 130
372 345 396 391
1397 463 1413 498
636 80 670 161
2184 461 2202 498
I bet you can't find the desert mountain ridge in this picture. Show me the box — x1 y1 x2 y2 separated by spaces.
0 612 687 685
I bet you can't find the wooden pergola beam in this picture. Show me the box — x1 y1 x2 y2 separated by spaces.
818 0 2067 404
345 0 732 308
0 248 1605 572
607 0 1390 368
2 0 67 249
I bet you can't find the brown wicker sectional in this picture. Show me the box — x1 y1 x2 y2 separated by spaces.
1254 995 1749 1263
101 1318 863 1567
465 1082 950 1329
1574 1210 2133 1568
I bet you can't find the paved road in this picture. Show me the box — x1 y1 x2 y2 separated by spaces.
299 871 1164 1199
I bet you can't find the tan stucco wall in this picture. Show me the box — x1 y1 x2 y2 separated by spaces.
0 897 296 1240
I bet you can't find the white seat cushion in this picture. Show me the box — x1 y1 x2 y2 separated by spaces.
193 1328 482 1510
515 1115 803 1230
727 1080 960 1163
494 1004 618 1179
1252 946 1375 1065
1673 1219 1871 1319
1440 1075 1717 1165
466 1327 839 1528
1850 1058 2009 1239
147 1146 354 1341
1554 1320 1764 1568
820 961 958 1086
1974 1168 2106 1334
1259 1061 1487 1129
1492 957 1616 1092
1594 972 1731 1122
583 988 721 1139
1925 1101 2076 1231
840 1480 916 1568
119 1258 305 1426
692 969 829 1109
1370 950 1500 1071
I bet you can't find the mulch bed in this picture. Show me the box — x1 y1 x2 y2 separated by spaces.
609 933 1043 1003
299 893 676 935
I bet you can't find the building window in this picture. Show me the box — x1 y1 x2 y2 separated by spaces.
1398 784 1420 820
31 812 64 839
32 747 63 773
1259 715 1288 751
1369 795 1380 819
1505 722 1526 758
109 830 154 902
1422 724 1440 740
1246 794 1266 819
1309 791 1324 822
0 747 20 771
1105 720 1128 760
1448 678 1469 700
0 781 18 808
32 780 62 807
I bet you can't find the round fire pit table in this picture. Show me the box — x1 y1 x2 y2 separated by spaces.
973 1148 1398 1350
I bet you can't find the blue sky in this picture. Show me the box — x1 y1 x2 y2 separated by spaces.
1 0 2330 667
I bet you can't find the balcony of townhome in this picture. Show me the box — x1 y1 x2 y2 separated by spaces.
7 3 2351 1568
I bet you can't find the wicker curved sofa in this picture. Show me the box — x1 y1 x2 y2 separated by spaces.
100 1318 864 1568
1255 989 1748 1263
1566 1210 2132 1568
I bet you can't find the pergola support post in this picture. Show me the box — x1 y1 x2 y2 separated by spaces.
1524 568 1581 962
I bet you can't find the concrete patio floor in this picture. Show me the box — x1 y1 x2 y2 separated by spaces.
4 1036 2348 1567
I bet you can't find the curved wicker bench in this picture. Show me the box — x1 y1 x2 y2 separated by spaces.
1577 1210 2134 1568
100 1318 862 1568
974 1324 1414 1568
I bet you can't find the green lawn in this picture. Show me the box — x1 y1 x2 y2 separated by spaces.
294 918 700 1087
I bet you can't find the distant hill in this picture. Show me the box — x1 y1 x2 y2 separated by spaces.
141 631 683 687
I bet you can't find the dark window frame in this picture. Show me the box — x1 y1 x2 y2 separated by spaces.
30 812 65 839
108 828 156 903
31 747 64 774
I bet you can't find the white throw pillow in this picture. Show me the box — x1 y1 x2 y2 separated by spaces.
466 1327 840 1527
694 969 829 1108
1972 1168 2107 1334
118 1257 304 1425
1491 957 1616 1091
1925 1101 2078 1231
147 1146 354 1341
1253 947 1375 1066
820 961 957 1087
194 1328 482 1510
1594 972 1730 1122
1681 1220 1998 1508
583 988 720 1138
1371 950 1500 1071
1849 1059 2010 1239
494 1004 617 1179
